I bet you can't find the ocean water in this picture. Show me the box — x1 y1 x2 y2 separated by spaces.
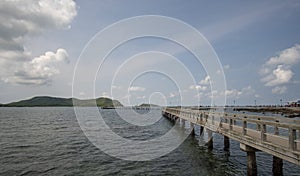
0 107 299 176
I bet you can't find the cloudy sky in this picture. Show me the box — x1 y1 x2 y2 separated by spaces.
0 0 300 106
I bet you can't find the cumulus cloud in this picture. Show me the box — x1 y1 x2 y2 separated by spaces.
221 86 255 99
262 65 293 86
169 92 176 98
266 44 300 65
128 86 146 92
0 0 77 85
4 49 69 85
112 85 122 89
271 86 287 94
137 95 146 99
199 75 211 85
189 85 207 91
225 89 242 97
260 44 300 92
101 92 110 98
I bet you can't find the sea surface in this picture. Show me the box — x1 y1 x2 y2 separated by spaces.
0 107 299 176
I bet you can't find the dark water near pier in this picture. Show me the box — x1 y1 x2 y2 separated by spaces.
0 107 299 176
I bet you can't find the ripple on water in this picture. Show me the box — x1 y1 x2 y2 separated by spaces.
0 107 299 175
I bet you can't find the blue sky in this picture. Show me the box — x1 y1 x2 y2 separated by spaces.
0 0 300 106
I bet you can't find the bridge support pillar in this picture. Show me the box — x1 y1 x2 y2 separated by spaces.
224 136 230 151
207 129 213 150
190 122 195 136
272 156 283 176
240 144 258 176
200 126 204 136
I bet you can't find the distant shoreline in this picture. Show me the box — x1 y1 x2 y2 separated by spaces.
233 107 300 118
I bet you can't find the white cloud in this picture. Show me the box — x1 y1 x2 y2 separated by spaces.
266 44 300 66
112 85 122 89
137 96 146 99
194 92 203 98
260 44 300 89
225 89 242 97
262 65 293 86
220 86 255 99
3 49 69 85
128 86 145 92
169 92 176 98
189 85 207 91
254 94 260 98
205 90 219 99
199 75 210 85
0 0 77 85
259 67 271 75
241 86 256 95
272 86 287 94
101 92 110 98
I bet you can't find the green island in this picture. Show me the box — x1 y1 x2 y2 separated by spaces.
0 96 123 108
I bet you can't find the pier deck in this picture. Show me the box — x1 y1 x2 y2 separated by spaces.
162 107 300 175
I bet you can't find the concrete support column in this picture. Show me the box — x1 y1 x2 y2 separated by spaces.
200 126 204 136
247 151 257 176
240 144 258 176
272 156 283 176
190 122 195 136
224 136 230 151
207 129 213 150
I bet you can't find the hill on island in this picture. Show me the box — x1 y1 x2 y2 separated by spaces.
138 103 160 107
1 96 123 108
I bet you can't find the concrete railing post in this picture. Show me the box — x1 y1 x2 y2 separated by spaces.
289 128 296 150
261 124 266 142
243 116 247 135
274 120 279 135
256 118 261 131
229 118 233 131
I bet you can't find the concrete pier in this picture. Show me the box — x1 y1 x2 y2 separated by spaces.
272 156 283 176
200 126 204 135
240 144 258 176
207 129 213 150
162 107 300 175
224 136 230 151
247 151 257 176
190 122 195 136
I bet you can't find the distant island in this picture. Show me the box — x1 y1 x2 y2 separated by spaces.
138 103 160 107
0 96 123 108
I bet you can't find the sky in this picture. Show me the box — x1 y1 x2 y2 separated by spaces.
0 0 300 106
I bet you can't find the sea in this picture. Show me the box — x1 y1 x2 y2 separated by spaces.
0 107 299 176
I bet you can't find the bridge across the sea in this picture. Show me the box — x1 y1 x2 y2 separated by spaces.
162 107 300 176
